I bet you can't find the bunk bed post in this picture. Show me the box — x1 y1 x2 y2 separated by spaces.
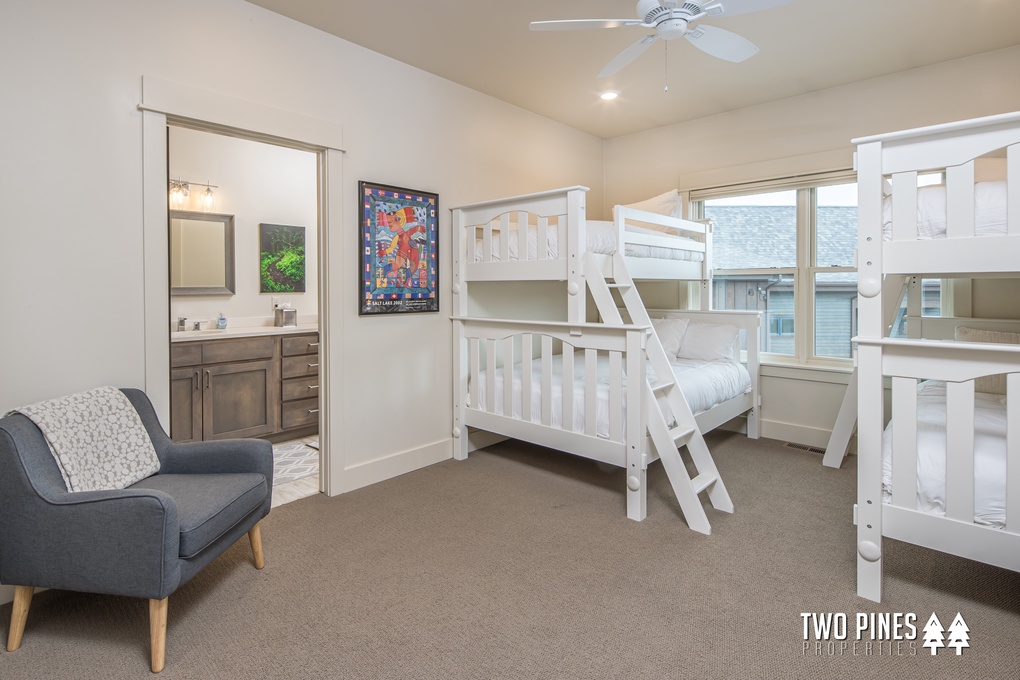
701 220 712 311
451 205 469 460
855 140 886 602
1010 144 1020 232
625 326 648 520
566 188 587 323
745 313 761 439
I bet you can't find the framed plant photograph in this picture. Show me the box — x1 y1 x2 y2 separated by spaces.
260 223 306 293
359 181 439 315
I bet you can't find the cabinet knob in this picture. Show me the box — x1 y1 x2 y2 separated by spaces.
307 363 319 368
308 408 320 414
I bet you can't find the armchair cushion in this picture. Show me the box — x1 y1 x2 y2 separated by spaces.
129 473 268 559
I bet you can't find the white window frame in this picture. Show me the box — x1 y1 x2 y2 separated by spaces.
689 170 858 367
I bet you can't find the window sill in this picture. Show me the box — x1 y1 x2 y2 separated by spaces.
755 355 854 384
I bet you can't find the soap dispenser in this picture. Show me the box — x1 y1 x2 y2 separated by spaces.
216 312 227 329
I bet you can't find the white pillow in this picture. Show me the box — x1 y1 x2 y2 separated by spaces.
954 326 1020 395
650 317 689 358
677 322 740 362
615 189 683 219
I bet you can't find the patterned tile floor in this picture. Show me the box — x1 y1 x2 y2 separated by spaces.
272 436 319 507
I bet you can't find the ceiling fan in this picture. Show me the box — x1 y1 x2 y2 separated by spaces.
530 0 793 78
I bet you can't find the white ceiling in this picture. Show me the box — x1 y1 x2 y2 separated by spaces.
244 0 1020 140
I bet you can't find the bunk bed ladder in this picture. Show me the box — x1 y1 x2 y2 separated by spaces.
822 275 910 468
585 252 733 534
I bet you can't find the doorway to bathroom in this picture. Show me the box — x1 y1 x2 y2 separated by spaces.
166 126 321 504
139 76 345 498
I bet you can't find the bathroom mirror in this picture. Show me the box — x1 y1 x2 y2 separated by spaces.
169 210 236 296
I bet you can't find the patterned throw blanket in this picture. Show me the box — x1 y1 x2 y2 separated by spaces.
5 386 160 492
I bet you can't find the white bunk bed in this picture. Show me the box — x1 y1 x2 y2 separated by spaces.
452 186 761 535
852 110 1020 602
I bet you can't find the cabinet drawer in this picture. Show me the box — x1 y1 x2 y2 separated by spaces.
282 376 319 402
282 397 319 430
203 337 275 364
282 354 320 379
171 343 202 368
282 334 320 357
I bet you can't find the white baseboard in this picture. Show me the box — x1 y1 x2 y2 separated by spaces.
334 439 452 494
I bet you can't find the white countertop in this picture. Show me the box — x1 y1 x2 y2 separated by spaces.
171 323 319 343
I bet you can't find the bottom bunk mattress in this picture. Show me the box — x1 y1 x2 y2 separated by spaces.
881 380 1007 528
470 354 751 440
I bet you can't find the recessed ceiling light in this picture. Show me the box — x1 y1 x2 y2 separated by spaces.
599 91 619 101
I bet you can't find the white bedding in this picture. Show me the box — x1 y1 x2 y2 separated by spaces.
471 354 751 440
471 219 704 263
882 180 1007 240
881 381 1007 528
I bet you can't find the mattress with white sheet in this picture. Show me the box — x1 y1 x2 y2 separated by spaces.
471 219 704 263
881 380 1007 528
471 353 751 440
882 180 1007 240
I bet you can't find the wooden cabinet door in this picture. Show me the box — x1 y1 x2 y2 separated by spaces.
170 367 203 442
203 359 279 440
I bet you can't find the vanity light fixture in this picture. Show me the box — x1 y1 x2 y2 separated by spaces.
168 178 218 210
168 178 189 208
201 182 215 211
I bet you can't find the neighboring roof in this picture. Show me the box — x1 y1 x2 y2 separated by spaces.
707 205 857 274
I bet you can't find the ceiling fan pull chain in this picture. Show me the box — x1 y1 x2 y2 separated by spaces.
664 40 669 93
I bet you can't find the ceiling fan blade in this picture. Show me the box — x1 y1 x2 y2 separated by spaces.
702 0 793 18
598 35 659 78
529 19 645 31
684 25 758 62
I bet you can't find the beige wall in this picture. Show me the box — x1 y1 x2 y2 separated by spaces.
604 46 1020 445
604 46 1020 210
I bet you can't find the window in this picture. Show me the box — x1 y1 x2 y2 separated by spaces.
770 316 795 336
889 278 943 338
693 175 859 362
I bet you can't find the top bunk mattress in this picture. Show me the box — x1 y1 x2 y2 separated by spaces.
882 180 1007 240
470 219 704 263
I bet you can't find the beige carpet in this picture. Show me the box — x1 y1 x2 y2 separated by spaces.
2 432 1018 679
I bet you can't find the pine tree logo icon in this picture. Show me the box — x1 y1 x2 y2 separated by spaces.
947 613 970 655
922 612 945 655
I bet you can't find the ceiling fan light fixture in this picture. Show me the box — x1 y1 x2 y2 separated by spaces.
600 91 620 101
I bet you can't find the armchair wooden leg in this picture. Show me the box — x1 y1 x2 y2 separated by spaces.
248 523 265 570
7 585 33 652
149 597 168 673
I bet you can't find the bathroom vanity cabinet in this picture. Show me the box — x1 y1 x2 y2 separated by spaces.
280 334 320 431
170 330 320 443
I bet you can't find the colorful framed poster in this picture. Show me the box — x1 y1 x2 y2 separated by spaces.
259 223 306 293
358 181 439 315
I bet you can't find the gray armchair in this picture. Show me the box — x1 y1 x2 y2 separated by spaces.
0 388 273 673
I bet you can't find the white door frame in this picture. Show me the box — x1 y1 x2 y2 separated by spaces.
139 76 345 495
